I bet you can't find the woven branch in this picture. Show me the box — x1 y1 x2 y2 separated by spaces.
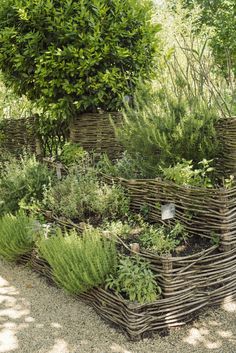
69 112 123 159
0 116 39 155
24 243 236 340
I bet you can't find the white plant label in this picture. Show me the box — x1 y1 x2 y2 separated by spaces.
161 203 175 220
56 163 62 180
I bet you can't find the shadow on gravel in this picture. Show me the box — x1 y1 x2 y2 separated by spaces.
182 297 236 352
0 260 236 353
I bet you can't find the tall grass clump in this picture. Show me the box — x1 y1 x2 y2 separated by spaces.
38 227 117 294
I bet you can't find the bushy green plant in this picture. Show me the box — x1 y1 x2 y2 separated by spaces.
42 169 129 220
42 175 82 219
98 152 150 179
101 220 133 239
0 154 53 215
116 68 220 178
0 212 37 261
139 222 187 254
59 143 87 166
160 159 215 188
106 255 160 304
0 0 160 118
112 3 235 181
38 227 117 294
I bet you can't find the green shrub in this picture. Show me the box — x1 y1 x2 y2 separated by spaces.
139 222 187 254
42 170 129 220
0 0 160 118
59 143 87 166
160 159 215 188
112 4 235 181
101 220 133 239
106 255 160 304
0 212 37 261
115 74 220 178
98 152 149 179
0 155 53 215
38 227 117 294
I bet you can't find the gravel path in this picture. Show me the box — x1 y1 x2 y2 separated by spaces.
0 259 236 353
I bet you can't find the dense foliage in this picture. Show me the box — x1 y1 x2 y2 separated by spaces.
0 0 234 308
42 168 129 220
0 155 53 215
39 227 117 294
0 212 37 261
108 5 235 184
0 0 160 118
106 256 160 303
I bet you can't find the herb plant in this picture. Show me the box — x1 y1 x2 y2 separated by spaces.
42 169 130 220
0 154 53 215
139 222 188 254
38 227 117 294
160 159 215 188
0 212 37 261
106 255 160 304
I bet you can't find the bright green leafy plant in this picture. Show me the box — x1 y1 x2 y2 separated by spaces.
0 0 160 118
0 212 37 261
139 222 188 254
106 255 160 304
59 143 87 166
160 159 215 188
38 227 117 294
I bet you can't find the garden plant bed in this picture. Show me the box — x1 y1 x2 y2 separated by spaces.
19 235 236 340
103 175 236 251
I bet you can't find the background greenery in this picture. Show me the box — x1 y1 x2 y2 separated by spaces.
179 0 236 77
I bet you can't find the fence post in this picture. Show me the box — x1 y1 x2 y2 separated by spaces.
219 189 231 252
162 255 173 298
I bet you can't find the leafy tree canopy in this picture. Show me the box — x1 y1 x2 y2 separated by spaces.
0 0 160 119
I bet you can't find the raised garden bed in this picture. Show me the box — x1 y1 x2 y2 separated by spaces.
103 175 236 252
20 236 236 340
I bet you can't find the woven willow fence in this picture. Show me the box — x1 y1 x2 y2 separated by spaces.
0 116 70 157
103 175 236 251
0 116 39 155
20 241 236 340
69 112 123 159
217 117 236 176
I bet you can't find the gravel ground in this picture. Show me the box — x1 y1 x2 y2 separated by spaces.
0 259 236 353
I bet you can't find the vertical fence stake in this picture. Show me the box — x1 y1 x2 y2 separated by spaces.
219 189 231 252
162 255 173 298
